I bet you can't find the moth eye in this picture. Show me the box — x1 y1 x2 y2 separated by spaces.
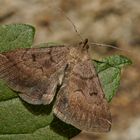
89 92 98 96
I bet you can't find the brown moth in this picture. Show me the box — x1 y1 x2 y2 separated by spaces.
0 39 111 132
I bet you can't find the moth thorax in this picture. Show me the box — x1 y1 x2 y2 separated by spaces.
69 48 88 64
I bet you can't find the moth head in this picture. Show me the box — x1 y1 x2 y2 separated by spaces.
69 39 90 61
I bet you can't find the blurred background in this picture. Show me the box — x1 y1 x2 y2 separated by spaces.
0 0 140 140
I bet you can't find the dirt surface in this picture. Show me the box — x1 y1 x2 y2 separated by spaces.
0 0 140 140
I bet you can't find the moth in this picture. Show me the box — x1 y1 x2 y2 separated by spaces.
0 39 111 132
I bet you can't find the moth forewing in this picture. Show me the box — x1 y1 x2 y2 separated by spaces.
0 46 69 105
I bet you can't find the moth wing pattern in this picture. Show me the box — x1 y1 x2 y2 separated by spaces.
53 59 112 132
0 45 69 105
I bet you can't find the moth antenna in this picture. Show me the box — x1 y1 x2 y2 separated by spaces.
57 8 83 42
48 2 83 42
90 42 132 53
47 2 83 41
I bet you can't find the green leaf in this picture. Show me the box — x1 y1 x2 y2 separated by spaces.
93 55 132 102
0 98 53 134
0 80 18 101
0 24 35 52
102 55 132 68
0 126 67 140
